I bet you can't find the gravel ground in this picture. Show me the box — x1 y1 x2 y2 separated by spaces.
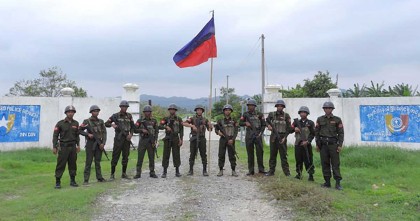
93 140 293 221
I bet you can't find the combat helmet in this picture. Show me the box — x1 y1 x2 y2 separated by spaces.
89 105 100 113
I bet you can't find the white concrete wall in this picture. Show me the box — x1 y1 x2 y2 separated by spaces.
264 96 420 150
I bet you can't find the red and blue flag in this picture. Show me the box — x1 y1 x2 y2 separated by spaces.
173 17 217 68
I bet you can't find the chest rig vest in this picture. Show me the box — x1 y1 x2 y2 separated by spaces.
272 112 287 133
221 118 235 137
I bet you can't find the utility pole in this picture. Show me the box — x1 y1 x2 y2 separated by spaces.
261 34 265 114
226 75 229 105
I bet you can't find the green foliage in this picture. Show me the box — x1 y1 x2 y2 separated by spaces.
7 67 87 97
236 145 420 221
281 71 337 98
0 147 162 220
212 87 243 122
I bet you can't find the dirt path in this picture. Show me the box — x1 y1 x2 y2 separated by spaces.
93 140 292 221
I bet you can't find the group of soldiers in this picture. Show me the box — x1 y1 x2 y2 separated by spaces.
239 99 344 190
52 98 344 190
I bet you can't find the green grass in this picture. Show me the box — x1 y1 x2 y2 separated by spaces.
0 145 163 221
235 144 420 221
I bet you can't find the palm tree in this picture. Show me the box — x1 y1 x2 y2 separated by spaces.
366 81 389 97
389 83 418 96
346 83 367 97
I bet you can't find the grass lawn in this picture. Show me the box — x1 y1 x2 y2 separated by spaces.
235 143 420 221
0 146 162 221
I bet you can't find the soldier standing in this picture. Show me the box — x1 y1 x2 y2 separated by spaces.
239 99 266 176
52 105 80 189
105 100 135 180
265 100 292 177
159 104 184 178
183 104 213 176
79 105 107 185
214 104 239 177
315 101 344 190
133 105 159 179
291 106 315 181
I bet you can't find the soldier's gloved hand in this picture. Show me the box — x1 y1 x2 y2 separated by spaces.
76 146 81 153
111 123 118 129
208 124 213 131
337 146 342 153
127 134 133 140
52 147 57 155
301 141 308 146
245 122 251 128
99 144 105 150
267 125 272 131
217 131 224 137
294 127 300 133
316 146 320 152
166 126 172 132
178 140 183 146
228 140 234 145
88 133 94 139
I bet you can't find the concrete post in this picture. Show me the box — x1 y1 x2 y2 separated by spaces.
122 83 140 147
327 88 344 132
58 87 74 121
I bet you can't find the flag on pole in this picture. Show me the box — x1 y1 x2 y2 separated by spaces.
173 17 217 68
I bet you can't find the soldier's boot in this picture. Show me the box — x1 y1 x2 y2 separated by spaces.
265 170 275 176
70 176 79 187
294 173 302 180
175 167 182 177
97 178 106 182
161 167 167 178
150 171 158 178
55 177 61 189
232 170 238 177
133 169 141 179
83 179 89 185
217 168 223 177
246 171 255 176
187 165 194 176
121 165 130 179
321 177 331 188
203 165 209 176
110 166 116 181
335 180 343 191
308 174 314 182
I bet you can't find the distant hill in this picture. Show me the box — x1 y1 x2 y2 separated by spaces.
140 94 252 110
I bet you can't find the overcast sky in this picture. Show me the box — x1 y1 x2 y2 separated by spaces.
1 0 419 98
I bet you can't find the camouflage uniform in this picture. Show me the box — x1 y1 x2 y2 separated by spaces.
134 116 159 177
315 101 344 189
185 113 211 175
159 113 184 177
79 115 107 183
214 116 239 172
291 118 315 179
105 111 135 178
52 105 80 188
239 110 266 174
266 110 292 176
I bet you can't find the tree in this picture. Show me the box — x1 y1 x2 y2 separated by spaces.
302 71 337 97
7 67 87 97
346 83 367 97
366 81 389 97
280 84 306 98
388 83 418 97
212 87 242 121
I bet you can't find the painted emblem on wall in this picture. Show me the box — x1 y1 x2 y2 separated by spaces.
360 105 419 143
0 105 40 143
